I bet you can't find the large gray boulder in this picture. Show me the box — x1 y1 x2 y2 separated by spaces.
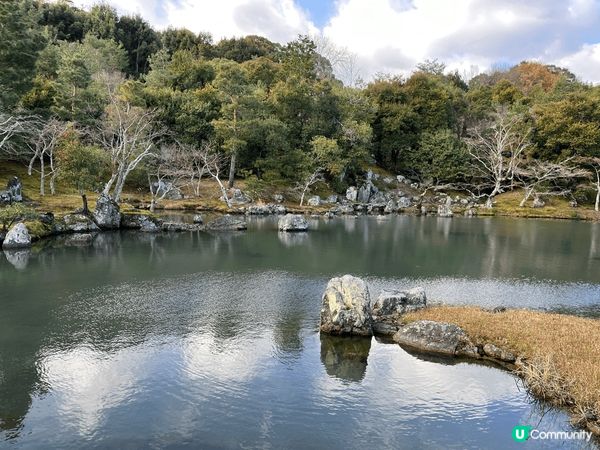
357 182 377 203
372 288 427 320
320 275 373 336
397 197 412 209
346 186 358 202
278 214 308 232
225 188 251 205
393 320 477 356
2 223 31 249
62 213 100 232
206 214 247 231
94 193 121 229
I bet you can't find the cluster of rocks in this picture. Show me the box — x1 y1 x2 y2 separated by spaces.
319 275 516 364
0 177 23 205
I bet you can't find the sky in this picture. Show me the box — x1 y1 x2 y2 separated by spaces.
68 0 600 83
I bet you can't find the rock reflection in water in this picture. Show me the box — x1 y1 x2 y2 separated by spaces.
278 231 308 247
320 334 372 382
3 249 31 270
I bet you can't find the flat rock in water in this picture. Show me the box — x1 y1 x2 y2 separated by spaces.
278 214 308 232
206 215 247 231
2 223 31 249
320 275 373 336
393 320 476 356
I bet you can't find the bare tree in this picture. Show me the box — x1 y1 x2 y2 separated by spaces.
97 98 164 202
515 157 588 207
576 157 600 211
0 113 39 158
297 167 324 206
194 141 232 207
466 108 531 208
27 119 68 196
147 145 189 212
312 35 362 86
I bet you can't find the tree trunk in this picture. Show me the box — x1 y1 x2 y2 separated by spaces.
81 193 89 215
519 187 533 208
228 151 236 189
40 157 45 196
150 198 156 212
596 173 600 212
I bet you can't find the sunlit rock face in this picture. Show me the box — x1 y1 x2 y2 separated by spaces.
2 223 31 249
320 275 373 336
278 214 308 232
393 320 477 357
93 194 120 230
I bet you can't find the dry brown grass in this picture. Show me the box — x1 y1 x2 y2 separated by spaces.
478 189 600 221
404 306 600 429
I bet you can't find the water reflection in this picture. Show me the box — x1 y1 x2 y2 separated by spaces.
3 249 30 270
1 216 600 448
320 335 371 382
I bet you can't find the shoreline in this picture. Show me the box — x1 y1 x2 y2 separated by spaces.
395 306 600 438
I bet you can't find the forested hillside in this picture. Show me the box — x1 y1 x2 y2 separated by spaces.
2 0 600 211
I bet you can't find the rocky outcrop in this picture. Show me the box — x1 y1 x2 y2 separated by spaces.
161 222 203 232
346 186 358 202
320 275 373 336
307 195 321 206
224 188 251 205
482 343 516 362
2 223 31 249
437 197 453 217
392 320 477 357
330 204 354 215
94 193 121 229
0 177 23 205
246 204 287 215
397 197 412 209
121 213 161 232
61 213 100 232
372 288 427 320
206 215 247 231
278 214 309 232
193 214 204 224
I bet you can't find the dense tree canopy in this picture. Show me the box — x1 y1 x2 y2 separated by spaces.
2 0 600 207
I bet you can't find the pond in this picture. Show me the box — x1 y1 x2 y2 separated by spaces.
1 215 599 449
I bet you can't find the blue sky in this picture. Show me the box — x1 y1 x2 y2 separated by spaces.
69 0 600 84
296 0 335 27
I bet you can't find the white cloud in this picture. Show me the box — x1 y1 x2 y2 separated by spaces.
555 43 600 83
322 0 600 82
67 0 600 83
69 0 318 43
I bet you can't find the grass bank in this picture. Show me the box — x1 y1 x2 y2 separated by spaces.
403 306 600 434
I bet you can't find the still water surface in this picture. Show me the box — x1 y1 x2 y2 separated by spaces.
1 216 599 449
